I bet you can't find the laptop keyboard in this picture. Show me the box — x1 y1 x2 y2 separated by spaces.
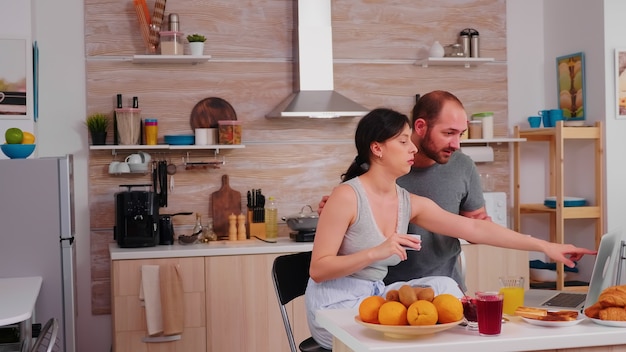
543 293 587 308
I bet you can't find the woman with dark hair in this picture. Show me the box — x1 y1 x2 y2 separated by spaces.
305 107 595 349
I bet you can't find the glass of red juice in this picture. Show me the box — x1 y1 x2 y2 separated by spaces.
461 296 478 330
475 291 504 336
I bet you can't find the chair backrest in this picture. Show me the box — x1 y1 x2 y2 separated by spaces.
272 251 312 352
30 318 60 352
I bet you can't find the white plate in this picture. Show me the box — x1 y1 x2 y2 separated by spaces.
354 316 462 338
521 314 585 327
587 316 626 327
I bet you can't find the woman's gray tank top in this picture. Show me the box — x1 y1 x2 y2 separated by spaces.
340 177 412 281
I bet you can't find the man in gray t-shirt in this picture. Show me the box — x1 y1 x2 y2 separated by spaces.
382 90 490 291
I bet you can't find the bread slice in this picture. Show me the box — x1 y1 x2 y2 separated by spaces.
514 306 578 321
514 306 548 319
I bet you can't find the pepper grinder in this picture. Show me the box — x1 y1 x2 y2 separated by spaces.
228 213 237 241
237 214 247 240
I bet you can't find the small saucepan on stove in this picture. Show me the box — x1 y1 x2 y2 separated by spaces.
159 212 193 245
282 205 319 232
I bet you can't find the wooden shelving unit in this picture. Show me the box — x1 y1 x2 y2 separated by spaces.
513 121 604 291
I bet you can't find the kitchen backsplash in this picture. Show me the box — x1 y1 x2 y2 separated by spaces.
86 0 508 314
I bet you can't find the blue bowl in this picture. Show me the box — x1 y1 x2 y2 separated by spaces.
164 135 195 145
1 144 36 159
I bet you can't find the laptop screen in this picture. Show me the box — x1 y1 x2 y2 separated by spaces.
583 228 626 309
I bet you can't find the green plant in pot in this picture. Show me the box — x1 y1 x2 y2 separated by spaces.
86 112 109 145
187 33 206 56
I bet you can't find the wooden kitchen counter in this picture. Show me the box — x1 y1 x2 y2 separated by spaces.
109 237 313 260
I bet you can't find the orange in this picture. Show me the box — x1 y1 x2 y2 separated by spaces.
432 294 464 324
378 301 408 326
21 131 35 144
407 300 438 326
358 295 386 324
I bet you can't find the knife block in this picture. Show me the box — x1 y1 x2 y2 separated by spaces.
247 210 266 239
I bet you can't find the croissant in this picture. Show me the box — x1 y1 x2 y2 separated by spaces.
599 307 626 321
598 285 626 307
584 302 603 319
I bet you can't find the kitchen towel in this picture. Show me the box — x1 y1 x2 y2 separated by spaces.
140 265 163 336
160 264 184 336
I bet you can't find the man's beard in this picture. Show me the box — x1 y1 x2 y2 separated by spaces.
419 132 456 165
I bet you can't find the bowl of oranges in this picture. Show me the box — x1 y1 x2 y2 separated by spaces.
2 128 36 159
355 285 464 338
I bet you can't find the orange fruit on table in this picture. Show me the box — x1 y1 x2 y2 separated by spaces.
21 131 35 144
432 293 464 324
378 301 408 326
407 300 438 326
358 295 386 324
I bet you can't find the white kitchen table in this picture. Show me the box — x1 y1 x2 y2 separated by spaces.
0 276 42 326
316 308 626 352
0 276 42 351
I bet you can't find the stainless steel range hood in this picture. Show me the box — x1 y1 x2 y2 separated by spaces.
266 0 368 119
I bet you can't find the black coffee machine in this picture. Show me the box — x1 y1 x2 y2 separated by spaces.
114 184 159 248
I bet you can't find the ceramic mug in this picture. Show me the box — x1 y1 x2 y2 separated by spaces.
108 161 120 174
549 109 564 127
138 151 151 163
116 162 131 173
527 116 541 128
538 110 551 127
125 154 143 164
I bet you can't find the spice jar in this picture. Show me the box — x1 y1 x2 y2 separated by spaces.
218 120 242 144
144 118 158 145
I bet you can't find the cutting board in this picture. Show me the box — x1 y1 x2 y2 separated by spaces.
211 174 242 238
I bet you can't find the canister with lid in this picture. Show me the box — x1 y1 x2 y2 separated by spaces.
468 120 482 139
471 112 493 139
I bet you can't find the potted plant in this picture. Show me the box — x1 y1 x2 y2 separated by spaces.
86 112 109 145
186 33 206 56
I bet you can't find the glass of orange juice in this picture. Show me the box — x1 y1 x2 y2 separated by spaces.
499 276 524 315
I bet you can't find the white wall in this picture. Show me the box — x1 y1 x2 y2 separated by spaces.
603 1 626 236
507 0 605 280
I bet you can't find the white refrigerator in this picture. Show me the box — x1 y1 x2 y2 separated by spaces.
0 155 76 352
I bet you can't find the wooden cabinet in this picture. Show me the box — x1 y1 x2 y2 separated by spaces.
111 257 206 352
111 253 308 352
204 254 307 352
461 244 529 294
513 121 604 290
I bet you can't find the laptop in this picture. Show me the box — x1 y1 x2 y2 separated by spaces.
524 228 626 311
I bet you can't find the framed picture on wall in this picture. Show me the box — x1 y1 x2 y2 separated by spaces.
0 38 30 119
556 52 585 124
615 49 626 119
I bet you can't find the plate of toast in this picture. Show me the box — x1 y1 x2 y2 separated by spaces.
515 306 584 327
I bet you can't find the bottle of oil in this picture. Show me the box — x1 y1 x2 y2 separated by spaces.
265 196 278 239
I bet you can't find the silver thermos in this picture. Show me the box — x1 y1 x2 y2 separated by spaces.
459 28 480 58
470 29 480 58
168 13 180 32
459 29 471 57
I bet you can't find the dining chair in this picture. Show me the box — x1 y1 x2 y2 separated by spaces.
272 251 331 352
30 318 60 352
